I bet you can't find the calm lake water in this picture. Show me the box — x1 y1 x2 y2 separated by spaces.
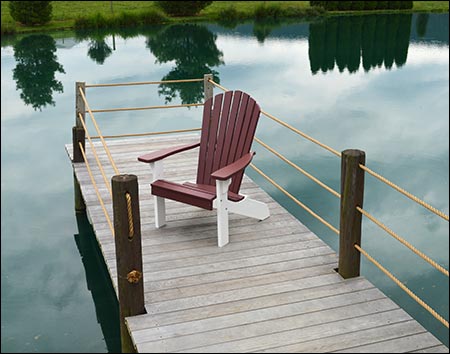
1 13 448 352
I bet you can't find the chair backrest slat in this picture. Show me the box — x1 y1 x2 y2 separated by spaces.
202 94 223 185
231 102 261 192
217 91 242 173
196 98 213 182
211 91 233 174
196 91 261 194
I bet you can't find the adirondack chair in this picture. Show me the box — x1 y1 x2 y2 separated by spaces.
138 90 270 247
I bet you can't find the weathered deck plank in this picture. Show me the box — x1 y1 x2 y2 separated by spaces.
66 134 448 353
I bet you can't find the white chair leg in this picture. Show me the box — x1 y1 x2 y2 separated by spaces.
216 179 231 247
154 196 166 228
150 161 166 228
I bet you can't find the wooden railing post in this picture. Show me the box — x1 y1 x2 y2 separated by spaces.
204 74 213 102
72 126 85 163
339 149 365 279
75 81 86 128
112 174 145 353
73 82 87 212
72 125 85 214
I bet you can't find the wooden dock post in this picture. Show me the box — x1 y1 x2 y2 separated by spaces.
339 149 365 279
72 126 85 163
204 73 213 101
75 81 86 128
72 126 86 212
73 81 87 212
112 174 146 353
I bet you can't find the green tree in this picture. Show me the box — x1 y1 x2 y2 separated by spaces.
364 1 378 10
155 1 212 16
308 14 412 74
351 1 365 11
324 18 338 71
146 24 224 104
394 14 412 67
13 35 65 110
9 1 52 25
384 15 400 69
308 21 326 74
361 15 377 71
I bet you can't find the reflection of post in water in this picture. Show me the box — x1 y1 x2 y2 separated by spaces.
12 35 65 110
309 14 412 74
146 24 224 104
74 213 121 353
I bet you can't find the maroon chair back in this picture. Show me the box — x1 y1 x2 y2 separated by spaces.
196 91 261 194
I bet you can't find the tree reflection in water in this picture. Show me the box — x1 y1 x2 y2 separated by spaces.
13 35 65 111
146 24 224 104
308 14 413 74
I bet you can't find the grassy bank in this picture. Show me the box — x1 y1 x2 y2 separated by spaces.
1 1 448 35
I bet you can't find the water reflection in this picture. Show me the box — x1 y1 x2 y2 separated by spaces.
146 24 224 104
87 37 113 65
74 213 121 353
253 19 283 43
308 14 412 74
12 34 65 110
1 13 447 352
416 14 430 38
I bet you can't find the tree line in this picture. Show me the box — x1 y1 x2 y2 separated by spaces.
308 14 412 74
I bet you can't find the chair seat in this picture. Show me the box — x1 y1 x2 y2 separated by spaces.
151 180 244 211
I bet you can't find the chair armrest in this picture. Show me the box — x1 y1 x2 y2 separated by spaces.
211 152 255 181
138 142 200 163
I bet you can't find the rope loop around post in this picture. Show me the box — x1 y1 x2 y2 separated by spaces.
125 192 134 239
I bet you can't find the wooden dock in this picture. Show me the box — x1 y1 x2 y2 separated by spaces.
66 134 448 353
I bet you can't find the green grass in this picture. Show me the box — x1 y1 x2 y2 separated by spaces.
1 1 448 35
1 1 162 33
202 1 311 17
413 1 449 12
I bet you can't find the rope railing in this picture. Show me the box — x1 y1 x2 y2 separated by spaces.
357 206 449 277
355 244 449 329
85 78 204 88
78 142 114 236
260 109 342 158
74 76 448 331
78 87 120 175
250 163 340 235
359 164 449 222
209 77 448 222
78 113 113 197
208 79 229 93
208 78 342 158
91 127 202 140
89 102 204 114
254 137 341 199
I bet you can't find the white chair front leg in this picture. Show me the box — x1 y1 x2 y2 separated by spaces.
150 160 166 228
216 178 231 247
